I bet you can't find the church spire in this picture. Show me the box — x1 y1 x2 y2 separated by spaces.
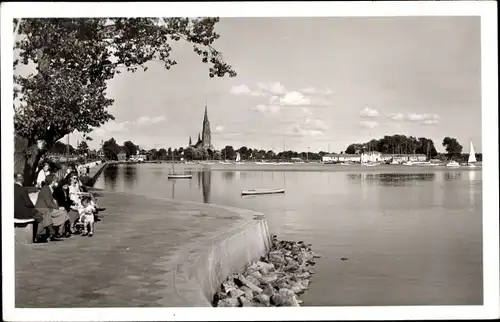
198 133 201 143
203 102 208 123
189 136 192 146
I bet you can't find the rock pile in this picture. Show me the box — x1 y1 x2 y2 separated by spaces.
213 234 320 307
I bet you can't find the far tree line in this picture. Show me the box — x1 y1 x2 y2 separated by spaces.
345 135 481 162
83 134 480 162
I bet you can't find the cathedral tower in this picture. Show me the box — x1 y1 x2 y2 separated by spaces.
201 104 212 150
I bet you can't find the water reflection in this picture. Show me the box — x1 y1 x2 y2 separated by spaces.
123 165 137 189
104 165 119 190
196 170 212 203
222 171 234 182
469 170 477 210
346 173 436 186
444 171 461 181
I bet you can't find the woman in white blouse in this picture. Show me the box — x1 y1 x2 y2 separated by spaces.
36 162 51 188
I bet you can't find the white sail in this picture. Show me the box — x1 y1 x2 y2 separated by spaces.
468 141 477 163
236 152 241 162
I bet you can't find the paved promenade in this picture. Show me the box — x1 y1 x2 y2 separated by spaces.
15 191 254 307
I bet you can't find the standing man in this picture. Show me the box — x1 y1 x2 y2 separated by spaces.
14 173 60 242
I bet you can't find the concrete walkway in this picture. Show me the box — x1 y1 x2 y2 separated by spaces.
15 191 261 307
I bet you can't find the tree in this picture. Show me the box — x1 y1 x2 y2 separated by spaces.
184 147 195 160
77 140 89 155
48 141 75 154
158 148 167 160
222 146 235 160
14 18 237 185
102 138 120 160
238 146 248 160
265 150 276 160
442 137 463 160
123 140 137 158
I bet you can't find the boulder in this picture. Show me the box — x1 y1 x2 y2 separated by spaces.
278 288 300 306
262 284 276 297
259 273 278 285
221 279 238 294
228 288 245 299
240 286 254 301
238 296 253 307
245 275 261 287
253 293 270 306
217 298 239 307
234 274 263 294
250 270 263 280
256 261 274 271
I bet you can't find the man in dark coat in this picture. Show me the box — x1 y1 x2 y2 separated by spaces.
14 173 59 242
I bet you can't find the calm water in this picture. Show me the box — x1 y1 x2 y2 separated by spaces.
94 164 483 306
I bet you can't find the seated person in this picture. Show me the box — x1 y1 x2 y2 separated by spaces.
14 173 61 242
67 172 104 219
35 174 72 238
53 178 80 233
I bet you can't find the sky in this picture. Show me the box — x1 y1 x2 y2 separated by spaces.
18 16 483 153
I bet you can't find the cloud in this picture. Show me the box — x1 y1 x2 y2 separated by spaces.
94 120 130 135
214 125 225 133
304 117 329 131
360 107 380 117
136 115 165 126
302 107 312 115
230 84 252 95
256 82 287 96
407 113 440 123
387 112 405 121
289 124 324 137
387 112 440 125
279 91 311 106
301 86 333 95
251 104 280 115
359 120 379 129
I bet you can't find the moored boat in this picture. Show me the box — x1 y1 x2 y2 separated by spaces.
241 188 285 196
467 141 477 168
167 174 193 179
446 160 461 167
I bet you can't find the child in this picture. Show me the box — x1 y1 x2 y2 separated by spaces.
78 196 96 237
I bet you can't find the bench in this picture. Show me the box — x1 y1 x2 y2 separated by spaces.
14 218 36 244
14 191 40 245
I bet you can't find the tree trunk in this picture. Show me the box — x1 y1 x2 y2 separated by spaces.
15 135 48 187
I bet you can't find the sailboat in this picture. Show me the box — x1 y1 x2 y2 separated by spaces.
167 153 192 179
467 141 477 168
235 152 244 165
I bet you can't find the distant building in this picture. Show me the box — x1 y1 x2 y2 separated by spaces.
117 151 127 161
323 152 428 163
361 151 382 163
322 154 361 163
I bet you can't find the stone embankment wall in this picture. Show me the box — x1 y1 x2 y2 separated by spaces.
171 207 272 306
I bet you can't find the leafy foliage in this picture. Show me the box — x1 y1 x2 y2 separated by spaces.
345 135 438 157
14 17 236 184
122 140 138 158
442 137 463 159
102 138 121 160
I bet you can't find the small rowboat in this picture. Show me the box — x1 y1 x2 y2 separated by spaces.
241 188 285 196
167 174 192 179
